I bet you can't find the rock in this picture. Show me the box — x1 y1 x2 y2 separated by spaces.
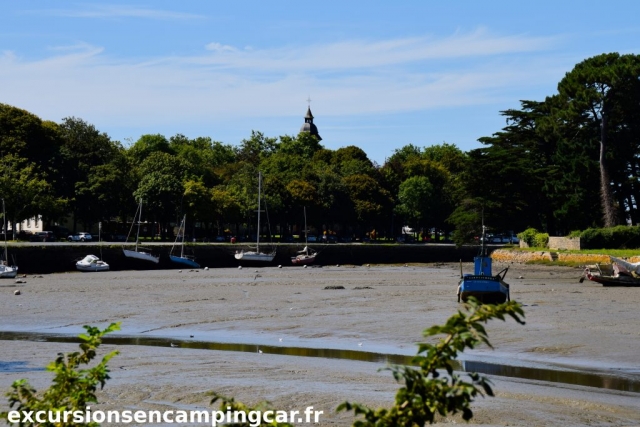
14 290 20 295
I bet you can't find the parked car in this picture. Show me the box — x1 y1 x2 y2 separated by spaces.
51 226 70 241
31 231 56 242
67 232 93 242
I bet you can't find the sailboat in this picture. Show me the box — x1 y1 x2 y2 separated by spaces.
0 198 18 278
170 215 200 268
235 172 276 263
291 206 317 266
76 222 110 272
122 200 159 264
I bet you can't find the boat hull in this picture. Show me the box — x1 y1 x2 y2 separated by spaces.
584 269 640 287
458 275 509 303
123 249 159 264
291 254 316 265
76 261 110 272
235 251 275 263
170 255 200 268
0 264 18 278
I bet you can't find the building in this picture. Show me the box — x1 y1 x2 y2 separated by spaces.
299 106 322 141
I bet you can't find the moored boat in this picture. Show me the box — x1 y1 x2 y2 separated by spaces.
122 200 159 264
76 222 109 272
235 172 276 264
582 256 640 287
76 254 110 272
291 207 317 266
0 198 18 278
457 225 510 303
170 214 200 268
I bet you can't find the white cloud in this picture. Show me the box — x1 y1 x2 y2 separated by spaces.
0 29 566 131
191 27 559 72
204 42 237 53
27 4 205 20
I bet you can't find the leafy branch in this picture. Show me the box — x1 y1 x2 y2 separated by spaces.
337 299 525 426
1 323 121 427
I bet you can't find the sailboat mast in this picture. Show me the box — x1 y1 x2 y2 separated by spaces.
136 200 142 252
99 221 103 260
304 206 308 255
2 199 7 263
257 172 261 252
181 215 186 258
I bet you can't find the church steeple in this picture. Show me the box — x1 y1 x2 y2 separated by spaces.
299 102 321 141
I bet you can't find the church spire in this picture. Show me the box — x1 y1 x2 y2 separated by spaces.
299 100 321 141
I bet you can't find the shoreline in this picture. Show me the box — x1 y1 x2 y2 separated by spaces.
2 263 640 425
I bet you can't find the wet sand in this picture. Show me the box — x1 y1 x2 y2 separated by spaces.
2 263 640 426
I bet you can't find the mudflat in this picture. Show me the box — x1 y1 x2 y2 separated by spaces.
1 262 639 426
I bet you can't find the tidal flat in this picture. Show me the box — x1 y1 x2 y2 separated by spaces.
1 263 639 426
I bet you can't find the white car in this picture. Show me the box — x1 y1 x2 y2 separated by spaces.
68 232 93 242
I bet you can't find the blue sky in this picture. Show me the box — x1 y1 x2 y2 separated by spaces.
1 1 639 163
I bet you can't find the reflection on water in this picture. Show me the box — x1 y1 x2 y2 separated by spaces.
1 331 638 393
0 360 45 373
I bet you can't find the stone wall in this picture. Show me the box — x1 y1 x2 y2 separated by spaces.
548 236 581 250
520 237 582 250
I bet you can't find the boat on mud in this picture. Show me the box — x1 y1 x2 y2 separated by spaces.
235 172 276 264
170 215 200 269
582 256 640 287
76 254 110 272
457 225 510 303
291 207 317 266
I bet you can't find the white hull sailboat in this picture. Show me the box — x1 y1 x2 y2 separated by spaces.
1 198 18 278
170 215 200 268
235 172 276 263
123 200 159 264
291 207 317 266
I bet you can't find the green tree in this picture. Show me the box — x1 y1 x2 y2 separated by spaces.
134 152 189 239
557 53 640 227
343 174 393 227
236 131 277 166
0 155 60 238
58 117 121 231
395 176 433 232
126 134 173 165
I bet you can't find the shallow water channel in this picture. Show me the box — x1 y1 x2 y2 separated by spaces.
1 331 639 393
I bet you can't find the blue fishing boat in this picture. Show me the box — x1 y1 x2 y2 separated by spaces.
457 226 510 303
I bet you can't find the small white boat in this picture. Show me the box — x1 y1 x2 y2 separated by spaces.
291 207 316 266
77 222 110 272
235 172 276 263
0 198 18 278
76 254 110 272
170 215 200 268
235 251 276 263
123 200 159 264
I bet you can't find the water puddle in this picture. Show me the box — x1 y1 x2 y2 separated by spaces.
1 331 638 393
0 360 46 373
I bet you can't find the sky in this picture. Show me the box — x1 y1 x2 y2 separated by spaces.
1 1 639 164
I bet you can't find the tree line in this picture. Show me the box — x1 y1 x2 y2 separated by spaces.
1 52 639 245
